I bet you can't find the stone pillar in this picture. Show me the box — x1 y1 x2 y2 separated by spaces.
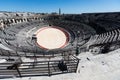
26 18 28 22
12 19 16 25
23 18 25 22
8 19 12 24
19 19 22 23
34 17 35 20
0 21 5 30
16 19 19 23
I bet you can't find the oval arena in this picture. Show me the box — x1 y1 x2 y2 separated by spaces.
35 27 69 50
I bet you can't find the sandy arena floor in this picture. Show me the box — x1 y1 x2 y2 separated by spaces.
36 27 68 49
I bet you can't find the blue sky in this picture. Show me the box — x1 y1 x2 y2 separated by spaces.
0 0 120 14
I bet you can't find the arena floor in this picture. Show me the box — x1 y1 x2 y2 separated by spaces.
35 27 69 50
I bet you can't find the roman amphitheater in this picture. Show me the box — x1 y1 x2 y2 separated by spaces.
0 12 120 80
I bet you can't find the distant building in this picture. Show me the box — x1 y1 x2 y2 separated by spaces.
59 8 61 15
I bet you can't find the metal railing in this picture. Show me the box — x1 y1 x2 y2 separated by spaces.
0 55 79 79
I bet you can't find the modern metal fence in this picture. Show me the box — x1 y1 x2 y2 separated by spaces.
0 55 79 79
